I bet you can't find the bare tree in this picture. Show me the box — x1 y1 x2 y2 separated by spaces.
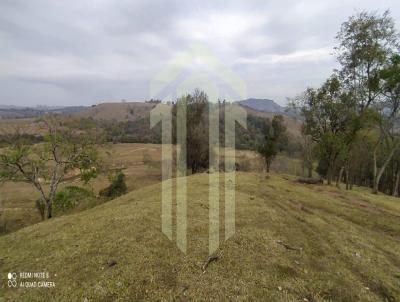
0 116 102 219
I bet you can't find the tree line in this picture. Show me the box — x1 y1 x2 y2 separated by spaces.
293 10 400 195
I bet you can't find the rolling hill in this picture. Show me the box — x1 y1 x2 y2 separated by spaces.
0 100 302 140
0 106 87 119
73 101 302 138
242 106 302 138
238 98 285 113
74 102 157 121
1 172 399 301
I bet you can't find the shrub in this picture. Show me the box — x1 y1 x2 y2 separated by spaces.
99 171 127 198
53 186 94 213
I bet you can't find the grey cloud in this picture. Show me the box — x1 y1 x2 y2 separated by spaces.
0 0 399 106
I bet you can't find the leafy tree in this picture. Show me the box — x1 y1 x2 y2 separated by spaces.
258 115 287 173
294 10 400 193
0 116 101 219
335 10 398 113
335 11 400 193
369 53 400 193
174 90 211 173
380 54 400 117
347 131 376 188
297 76 358 184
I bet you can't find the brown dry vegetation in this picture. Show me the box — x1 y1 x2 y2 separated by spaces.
0 144 303 233
0 144 163 232
0 118 43 135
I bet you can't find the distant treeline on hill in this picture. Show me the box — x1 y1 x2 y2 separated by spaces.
82 104 301 155
0 106 87 119
0 107 301 156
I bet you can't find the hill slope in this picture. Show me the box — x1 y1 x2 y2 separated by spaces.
242 106 302 137
0 106 87 119
239 98 284 113
75 102 156 121
2 173 400 301
73 101 302 140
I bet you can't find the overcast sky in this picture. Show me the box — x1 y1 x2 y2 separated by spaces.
0 0 399 107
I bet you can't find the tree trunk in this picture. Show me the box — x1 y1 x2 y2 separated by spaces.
266 160 271 173
336 166 344 188
45 202 52 219
327 156 336 186
327 159 335 185
372 176 380 194
39 198 52 220
36 198 46 220
373 162 391 194
327 167 332 185
46 169 61 219
393 170 400 197
307 165 312 178
372 144 378 194
345 169 349 190
372 141 399 194
36 198 52 220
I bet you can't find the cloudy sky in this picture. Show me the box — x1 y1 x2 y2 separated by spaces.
0 0 399 107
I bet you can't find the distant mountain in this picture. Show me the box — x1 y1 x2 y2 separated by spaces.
0 106 87 119
238 98 284 113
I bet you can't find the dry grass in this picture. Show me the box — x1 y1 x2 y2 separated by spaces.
0 143 305 233
0 143 164 233
1 172 399 301
0 118 42 135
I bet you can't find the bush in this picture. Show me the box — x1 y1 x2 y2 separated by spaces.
53 186 94 213
100 171 127 198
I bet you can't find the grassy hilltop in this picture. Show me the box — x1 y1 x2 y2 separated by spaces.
1 172 400 301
